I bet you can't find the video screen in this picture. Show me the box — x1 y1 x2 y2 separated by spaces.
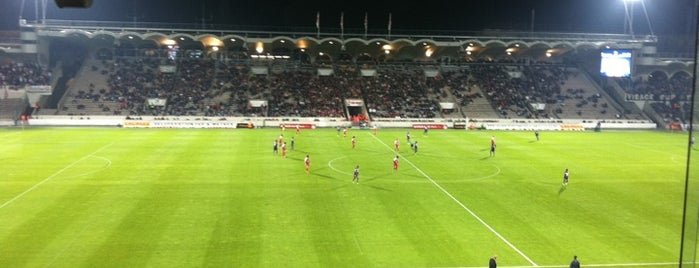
600 49 632 78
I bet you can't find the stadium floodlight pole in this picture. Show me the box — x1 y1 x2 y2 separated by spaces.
387 13 392 40
19 0 26 20
340 12 344 40
639 0 655 36
41 0 48 24
622 0 642 38
316 12 320 39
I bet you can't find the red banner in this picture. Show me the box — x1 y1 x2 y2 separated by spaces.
412 124 447 130
280 123 316 129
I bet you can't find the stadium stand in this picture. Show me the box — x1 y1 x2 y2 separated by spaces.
46 54 632 120
0 55 53 119
623 72 692 124
0 24 684 129
0 59 51 87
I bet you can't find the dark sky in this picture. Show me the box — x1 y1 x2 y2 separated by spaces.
0 0 695 35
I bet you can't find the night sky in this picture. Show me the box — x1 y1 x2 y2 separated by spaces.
0 0 695 35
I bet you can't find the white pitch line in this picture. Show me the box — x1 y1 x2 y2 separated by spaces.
624 142 684 164
434 261 680 268
368 133 538 267
0 142 115 210
328 156 353 176
353 235 364 255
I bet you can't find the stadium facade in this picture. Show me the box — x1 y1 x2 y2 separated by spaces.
1 16 699 267
0 19 692 130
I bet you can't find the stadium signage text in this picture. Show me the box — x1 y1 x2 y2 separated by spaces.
482 123 585 131
122 120 240 128
625 94 692 101
280 123 316 129
412 124 447 130
345 99 364 107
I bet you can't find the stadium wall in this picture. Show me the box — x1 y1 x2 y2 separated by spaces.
4 116 657 130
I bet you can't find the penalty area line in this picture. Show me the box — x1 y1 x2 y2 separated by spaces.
0 142 115 210
368 133 538 267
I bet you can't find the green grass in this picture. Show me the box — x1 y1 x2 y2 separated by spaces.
0 127 689 267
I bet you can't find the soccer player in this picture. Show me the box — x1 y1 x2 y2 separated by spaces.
394 138 400 151
535 130 540 141
691 136 696 148
351 136 356 149
353 165 360 183
393 155 399 171
336 126 341 136
278 134 284 147
296 125 301 135
413 141 419 154
304 154 311 174
273 140 278 155
372 125 377 135
569 255 580 268
290 136 295 150
563 168 569 186
490 142 496 157
489 256 497 268
406 131 411 143
281 142 287 158
423 125 428 135
491 136 495 146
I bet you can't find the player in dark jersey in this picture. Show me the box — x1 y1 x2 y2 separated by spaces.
490 142 496 157
353 165 360 183
569 255 580 268
273 140 278 155
563 168 569 186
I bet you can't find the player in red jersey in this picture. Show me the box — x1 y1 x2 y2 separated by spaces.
296 125 301 135
304 154 311 174
393 155 399 171
281 142 287 158
372 125 377 135
278 134 284 147
394 138 400 151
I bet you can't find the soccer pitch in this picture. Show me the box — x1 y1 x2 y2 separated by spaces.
0 127 689 267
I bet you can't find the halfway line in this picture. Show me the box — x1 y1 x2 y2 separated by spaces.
0 142 115 210
368 133 538 267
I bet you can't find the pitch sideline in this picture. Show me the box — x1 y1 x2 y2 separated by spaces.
368 133 539 267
